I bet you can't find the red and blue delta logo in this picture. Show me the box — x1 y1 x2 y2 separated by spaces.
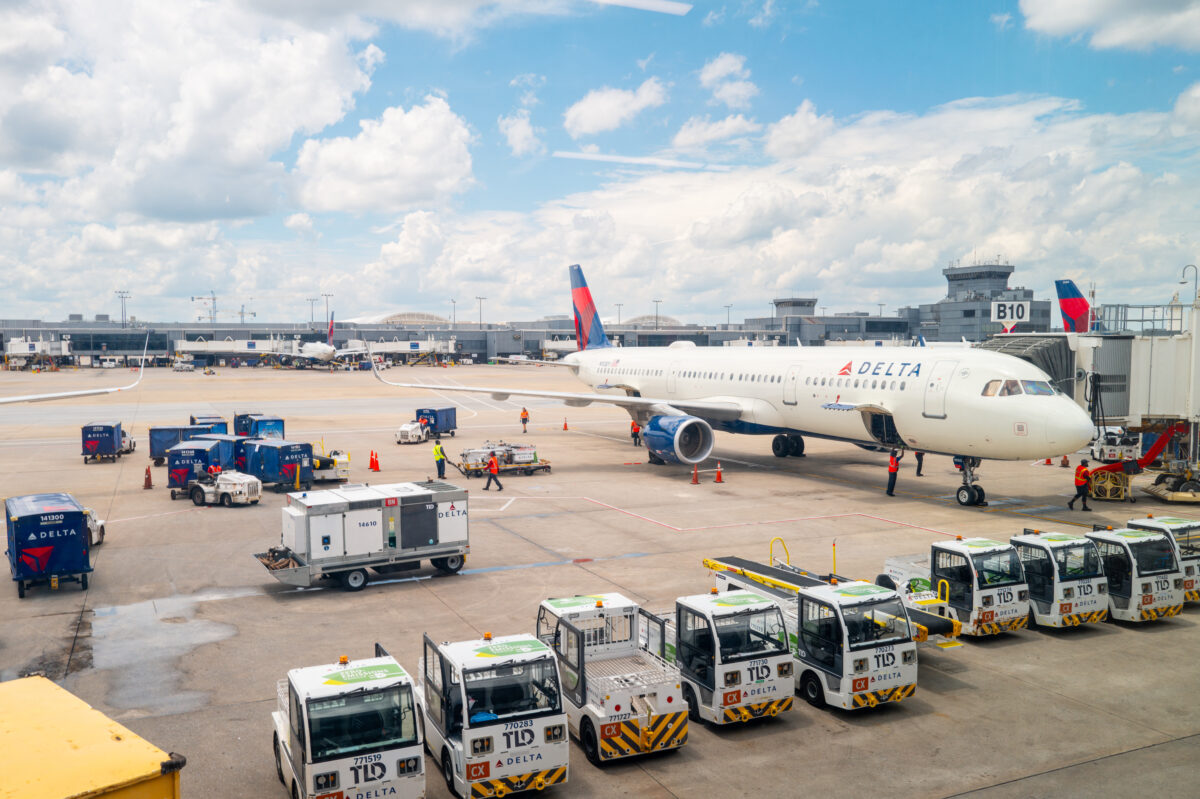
836 361 923 378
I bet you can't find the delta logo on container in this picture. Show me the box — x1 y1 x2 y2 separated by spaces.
19 546 54 573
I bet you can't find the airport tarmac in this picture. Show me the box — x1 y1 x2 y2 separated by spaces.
1 364 1198 798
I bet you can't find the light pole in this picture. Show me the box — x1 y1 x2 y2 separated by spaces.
1181 264 1198 301
475 296 486 330
321 293 333 328
239 298 256 325
615 303 623 325
115 290 130 328
653 299 662 331
877 303 885 317
306 298 319 324
451 299 456 327
724 304 732 326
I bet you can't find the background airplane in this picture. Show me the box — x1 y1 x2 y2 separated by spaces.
375 266 1094 506
1054 279 1094 332
295 313 366 364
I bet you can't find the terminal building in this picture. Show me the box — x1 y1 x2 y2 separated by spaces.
1 260 1054 366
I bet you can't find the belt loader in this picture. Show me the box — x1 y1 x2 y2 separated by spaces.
706 554 935 711
649 589 794 725
535 593 688 765
1087 526 1185 622
881 537 1031 636
272 648 424 799
1009 530 1109 627
416 633 568 799
1125 514 1200 602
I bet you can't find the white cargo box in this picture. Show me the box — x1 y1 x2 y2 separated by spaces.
281 481 468 562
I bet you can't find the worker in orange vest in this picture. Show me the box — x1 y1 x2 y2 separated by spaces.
886 450 904 496
484 451 503 492
1069 459 1092 511
630 420 641 446
520 407 530 433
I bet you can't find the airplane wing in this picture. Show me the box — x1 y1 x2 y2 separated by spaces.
335 346 368 358
0 335 149 405
369 359 742 421
493 356 579 369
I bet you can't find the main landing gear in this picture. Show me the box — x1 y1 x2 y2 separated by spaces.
956 456 988 507
771 434 806 458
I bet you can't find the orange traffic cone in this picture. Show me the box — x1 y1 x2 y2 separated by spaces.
143 466 153 490
714 462 724 483
1044 458 1052 466
374 451 381 472
1060 455 1070 468
563 417 569 431
691 464 700 485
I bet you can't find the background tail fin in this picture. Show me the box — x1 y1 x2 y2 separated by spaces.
569 264 611 350
328 312 335 346
1054 279 1091 332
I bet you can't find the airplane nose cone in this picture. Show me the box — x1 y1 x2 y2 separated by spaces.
1047 401 1094 452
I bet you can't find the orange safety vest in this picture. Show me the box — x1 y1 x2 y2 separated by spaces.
631 422 640 433
520 410 529 421
888 455 899 473
1075 465 1091 486
487 457 499 474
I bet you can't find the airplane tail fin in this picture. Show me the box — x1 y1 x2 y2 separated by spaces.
569 264 611 350
1054 279 1091 332
328 313 334 346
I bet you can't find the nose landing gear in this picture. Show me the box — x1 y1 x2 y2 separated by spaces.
955 456 988 506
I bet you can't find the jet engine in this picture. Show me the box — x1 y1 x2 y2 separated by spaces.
643 415 714 465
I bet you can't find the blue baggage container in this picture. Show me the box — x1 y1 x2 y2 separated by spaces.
190 434 245 470
81 421 122 461
247 414 285 439
148 424 215 463
244 440 312 487
189 414 228 434
6 493 92 597
416 407 457 436
234 412 262 436
166 439 223 488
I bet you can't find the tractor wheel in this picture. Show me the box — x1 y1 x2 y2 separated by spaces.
801 672 825 709
581 718 601 766
220 494 233 507
341 569 368 591
191 487 206 506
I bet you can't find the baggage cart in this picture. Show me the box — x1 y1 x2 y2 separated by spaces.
416 407 457 436
81 420 134 462
166 439 223 488
148 424 214 465
5 493 94 598
453 440 550 478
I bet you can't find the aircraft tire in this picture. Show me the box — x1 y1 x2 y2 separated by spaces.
771 435 789 457
956 485 977 506
788 435 805 456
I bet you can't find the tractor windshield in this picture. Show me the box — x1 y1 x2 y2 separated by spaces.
463 657 561 727
307 684 417 762
972 549 1024 589
843 597 912 649
1053 543 1103 581
713 607 788 663
1130 538 1178 576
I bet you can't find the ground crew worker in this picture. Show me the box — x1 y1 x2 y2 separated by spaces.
484 451 503 491
433 437 446 480
520 407 530 433
419 415 429 434
914 451 925 477
887 450 903 496
1069 459 1093 511
631 420 641 446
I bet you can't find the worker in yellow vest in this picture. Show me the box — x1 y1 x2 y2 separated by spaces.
432 438 446 480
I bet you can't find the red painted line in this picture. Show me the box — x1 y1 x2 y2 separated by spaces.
573 558 594 564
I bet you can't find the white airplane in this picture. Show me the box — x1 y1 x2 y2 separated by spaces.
372 265 1094 506
0 335 149 405
294 314 366 363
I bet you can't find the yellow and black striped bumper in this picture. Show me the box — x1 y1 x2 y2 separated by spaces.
1056 609 1108 626
597 712 688 760
851 683 916 709
1140 604 1184 621
720 696 793 723
469 766 568 797
969 615 1029 635
1185 589 1199 603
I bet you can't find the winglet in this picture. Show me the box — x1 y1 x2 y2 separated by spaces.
569 264 611 351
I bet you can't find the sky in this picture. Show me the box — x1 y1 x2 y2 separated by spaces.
2 0 1199 326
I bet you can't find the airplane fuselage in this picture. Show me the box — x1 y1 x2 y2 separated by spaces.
565 343 1093 460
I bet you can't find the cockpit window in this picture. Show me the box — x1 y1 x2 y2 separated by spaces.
982 380 1000 396
1022 380 1054 396
999 380 1023 396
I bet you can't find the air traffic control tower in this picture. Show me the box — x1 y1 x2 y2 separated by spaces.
899 261 1051 342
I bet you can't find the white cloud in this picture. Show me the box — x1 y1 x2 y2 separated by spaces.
510 72 545 106
498 109 545 156
590 0 692 14
637 53 655 71
764 100 835 158
990 12 1012 31
1176 81 1200 128
749 0 776 28
699 52 759 109
1020 0 1200 51
285 213 315 235
563 77 667 138
294 96 474 213
703 7 725 26
553 150 729 170
672 114 762 149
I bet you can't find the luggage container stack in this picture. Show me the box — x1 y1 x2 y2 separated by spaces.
188 413 228 433
166 439 224 488
148 424 215 466
243 439 313 490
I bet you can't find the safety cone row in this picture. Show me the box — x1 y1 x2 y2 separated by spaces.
143 466 153 490
715 462 724 483
369 450 381 472
563 417 569 431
